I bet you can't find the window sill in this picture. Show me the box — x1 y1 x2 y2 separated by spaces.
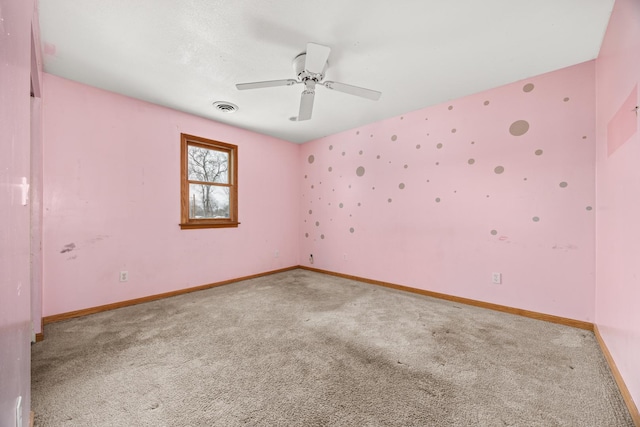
179 222 240 230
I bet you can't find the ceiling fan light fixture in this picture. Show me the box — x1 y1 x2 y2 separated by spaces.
212 101 239 113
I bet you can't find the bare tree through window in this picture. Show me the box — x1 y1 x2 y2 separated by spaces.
187 146 230 218
180 134 238 229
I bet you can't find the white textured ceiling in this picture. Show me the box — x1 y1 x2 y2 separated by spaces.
38 0 615 143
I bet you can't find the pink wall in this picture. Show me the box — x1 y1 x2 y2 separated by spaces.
42 75 300 316
595 0 640 409
0 0 36 425
300 61 596 322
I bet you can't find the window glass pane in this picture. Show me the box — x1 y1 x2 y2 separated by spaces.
188 184 230 219
187 145 229 184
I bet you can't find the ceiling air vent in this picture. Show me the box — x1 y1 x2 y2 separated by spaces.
212 101 238 113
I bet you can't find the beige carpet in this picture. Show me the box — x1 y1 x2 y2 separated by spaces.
32 269 634 426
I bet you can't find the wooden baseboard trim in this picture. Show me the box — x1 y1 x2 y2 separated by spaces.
30 411 34 427
42 266 298 327
594 325 640 426
35 332 44 342
299 266 594 331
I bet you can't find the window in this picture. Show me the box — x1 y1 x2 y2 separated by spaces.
180 133 238 229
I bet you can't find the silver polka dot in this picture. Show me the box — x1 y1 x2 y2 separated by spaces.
559 182 568 188
586 206 593 211
468 159 475 165
308 155 315 164
356 166 365 177
349 227 355 233
315 221 319 226
535 149 543 156
490 230 498 235
339 203 344 208
523 83 534 92
436 143 443 149
391 135 398 141
435 197 441 203
494 166 505 174
532 216 540 222
329 145 333 150
399 183 405 189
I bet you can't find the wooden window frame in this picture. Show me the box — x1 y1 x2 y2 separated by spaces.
180 133 239 229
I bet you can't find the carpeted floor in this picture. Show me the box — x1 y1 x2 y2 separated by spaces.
32 269 634 426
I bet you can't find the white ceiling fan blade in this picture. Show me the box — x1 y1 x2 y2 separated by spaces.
297 87 315 121
236 79 299 90
305 43 331 74
322 81 382 101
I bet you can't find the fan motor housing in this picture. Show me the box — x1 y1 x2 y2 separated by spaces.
293 53 327 81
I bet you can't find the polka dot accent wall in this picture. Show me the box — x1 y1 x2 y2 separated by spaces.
299 60 595 304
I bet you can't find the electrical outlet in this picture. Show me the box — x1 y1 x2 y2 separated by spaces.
119 271 128 282
309 254 314 264
492 272 502 284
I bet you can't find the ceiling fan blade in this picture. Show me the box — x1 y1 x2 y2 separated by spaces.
305 43 331 74
322 81 382 101
297 87 315 121
236 79 298 90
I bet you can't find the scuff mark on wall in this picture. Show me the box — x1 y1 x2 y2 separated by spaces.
60 243 76 253
86 235 109 244
552 244 579 252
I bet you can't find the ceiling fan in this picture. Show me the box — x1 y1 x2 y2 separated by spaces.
236 42 381 121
